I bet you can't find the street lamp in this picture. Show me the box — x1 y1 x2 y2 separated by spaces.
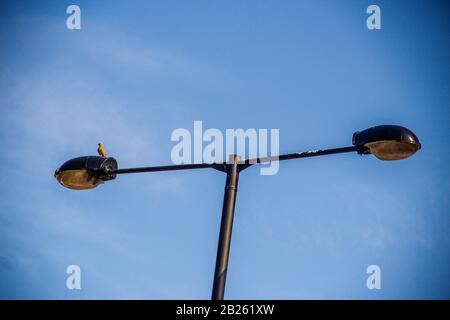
352 125 421 160
54 156 118 190
54 125 421 299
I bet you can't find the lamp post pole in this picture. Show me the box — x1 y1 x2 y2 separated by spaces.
212 155 240 300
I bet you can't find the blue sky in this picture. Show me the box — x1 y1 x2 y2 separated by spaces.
0 0 449 299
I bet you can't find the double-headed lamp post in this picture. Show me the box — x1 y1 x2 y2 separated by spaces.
54 125 421 300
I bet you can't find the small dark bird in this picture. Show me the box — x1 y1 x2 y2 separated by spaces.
97 143 106 158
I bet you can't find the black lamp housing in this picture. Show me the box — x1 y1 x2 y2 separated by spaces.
54 156 117 190
353 125 421 161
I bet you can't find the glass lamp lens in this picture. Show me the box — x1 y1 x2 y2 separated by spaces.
55 170 103 190
365 140 420 161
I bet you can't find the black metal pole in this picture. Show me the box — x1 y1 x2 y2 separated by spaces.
212 155 240 300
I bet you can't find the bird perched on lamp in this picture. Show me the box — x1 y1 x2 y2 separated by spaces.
97 143 106 158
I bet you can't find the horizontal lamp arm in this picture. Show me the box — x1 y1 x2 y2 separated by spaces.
108 163 222 175
107 146 359 175
243 146 359 167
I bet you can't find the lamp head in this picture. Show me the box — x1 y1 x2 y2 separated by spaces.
54 156 117 190
353 125 421 161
